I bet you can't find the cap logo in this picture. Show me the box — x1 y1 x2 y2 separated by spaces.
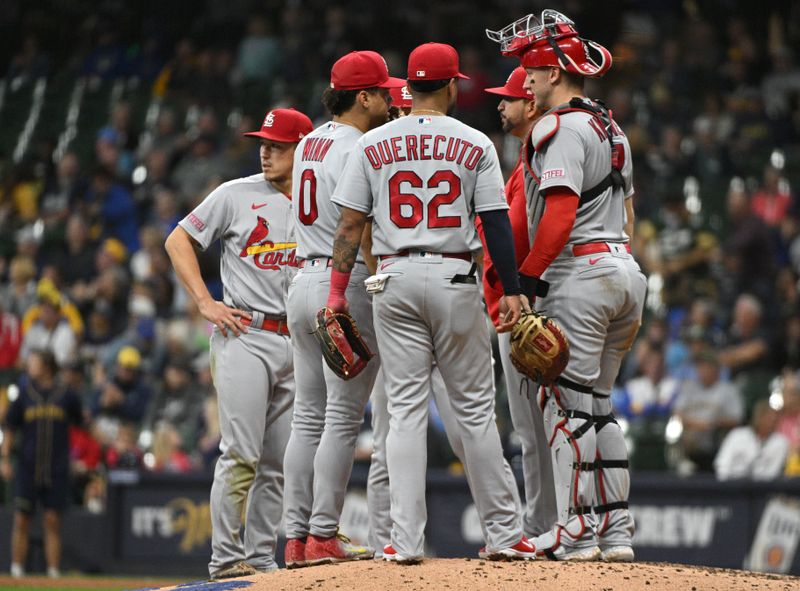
264 112 276 127
401 86 412 100
416 70 426 77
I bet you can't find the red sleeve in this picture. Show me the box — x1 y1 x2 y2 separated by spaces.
518 188 579 277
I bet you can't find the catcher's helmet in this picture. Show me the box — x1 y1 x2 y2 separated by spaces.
486 9 612 78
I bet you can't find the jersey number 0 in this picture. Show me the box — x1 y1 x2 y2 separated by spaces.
298 169 318 225
389 170 462 229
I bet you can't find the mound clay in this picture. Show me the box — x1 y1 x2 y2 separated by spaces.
154 558 798 591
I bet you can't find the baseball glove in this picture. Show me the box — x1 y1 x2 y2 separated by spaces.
314 307 375 380
509 311 570 384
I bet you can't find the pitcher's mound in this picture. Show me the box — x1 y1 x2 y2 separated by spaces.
151 558 798 591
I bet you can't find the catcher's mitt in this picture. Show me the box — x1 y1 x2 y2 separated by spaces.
314 307 375 380
509 311 570 384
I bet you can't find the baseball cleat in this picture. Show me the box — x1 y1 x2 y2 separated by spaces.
601 546 635 562
285 537 308 569
305 532 374 565
209 560 257 580
484 537 537 561
383 544 422 565
539 544 601 561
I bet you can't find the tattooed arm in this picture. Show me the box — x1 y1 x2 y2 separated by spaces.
327 207 368 311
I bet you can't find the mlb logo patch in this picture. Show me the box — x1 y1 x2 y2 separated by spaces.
418 116 432 125
416 70 426 77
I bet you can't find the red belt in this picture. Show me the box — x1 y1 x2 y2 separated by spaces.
572 242 631 257
380 250 472 262
241 316 290 335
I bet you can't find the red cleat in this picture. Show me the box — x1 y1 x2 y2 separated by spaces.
304 533 374 566
285 538 307 569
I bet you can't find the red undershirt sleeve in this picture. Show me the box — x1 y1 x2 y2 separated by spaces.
519 188 580 278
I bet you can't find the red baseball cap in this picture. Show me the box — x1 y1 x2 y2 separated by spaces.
330 51 405 90
389 83 413 108
407 43 469 81
484 67 533 99
244 108 314 143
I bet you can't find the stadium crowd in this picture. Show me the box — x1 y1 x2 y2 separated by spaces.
1 0 800 519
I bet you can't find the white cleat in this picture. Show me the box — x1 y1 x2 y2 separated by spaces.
601 546 634 562
383 544 422 565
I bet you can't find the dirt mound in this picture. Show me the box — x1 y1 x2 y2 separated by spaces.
151 559 798 591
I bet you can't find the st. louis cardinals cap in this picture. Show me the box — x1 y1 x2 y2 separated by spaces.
244 108 314 143
407 43 470 81
330 51 405 90
389 83 413 108
484 67 533 99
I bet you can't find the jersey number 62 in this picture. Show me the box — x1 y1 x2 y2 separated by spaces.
389 170 462 229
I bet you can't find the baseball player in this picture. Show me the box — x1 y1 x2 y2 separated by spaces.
282 51 404 568
326 42 535 564
488 9 646 561
165 107 313 579
367 83 523 557
478 66 558 540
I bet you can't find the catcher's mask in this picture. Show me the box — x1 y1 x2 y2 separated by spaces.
486 9 612 78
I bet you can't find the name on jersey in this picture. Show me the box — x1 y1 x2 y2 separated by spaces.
363 135 484 171
301 137 334 162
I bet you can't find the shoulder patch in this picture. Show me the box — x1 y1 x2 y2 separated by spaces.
531 113 560 152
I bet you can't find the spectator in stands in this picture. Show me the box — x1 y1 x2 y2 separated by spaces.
673 350 744 471
103 422 142 470
777 374 800 468
6 34 49 83
19 281 78 368
133 150 174 224
1 350 83 578
197 393 222 471
95 127 134 181
54 214 96 290
751 164 793 228
171 134 226 206
618 347 681 422
714 399 789 480
718 294 773 382
149 421 193 473
90 347 151 443
83 167 139 252
722 179 776 309
235 15 282 85
144 356 202 451
39 153 83 234
2 256 37 318
0 298 21 384
651 192 718 311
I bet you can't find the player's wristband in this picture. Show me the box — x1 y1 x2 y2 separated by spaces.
328 269 351 301
519 273 550 301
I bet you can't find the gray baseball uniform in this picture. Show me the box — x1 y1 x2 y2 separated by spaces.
179 174 297 576
367 363 523 554
333 114 523 560
283 121 380 541
523 100 646 557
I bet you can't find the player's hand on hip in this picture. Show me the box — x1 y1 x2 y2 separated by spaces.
496 295 523 333
199 299 251 337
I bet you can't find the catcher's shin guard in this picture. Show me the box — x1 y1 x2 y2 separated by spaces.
592 394 634 548
537 382 598 556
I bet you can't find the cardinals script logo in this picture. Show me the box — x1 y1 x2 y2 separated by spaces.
264 112 276 127
240 215 298 270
